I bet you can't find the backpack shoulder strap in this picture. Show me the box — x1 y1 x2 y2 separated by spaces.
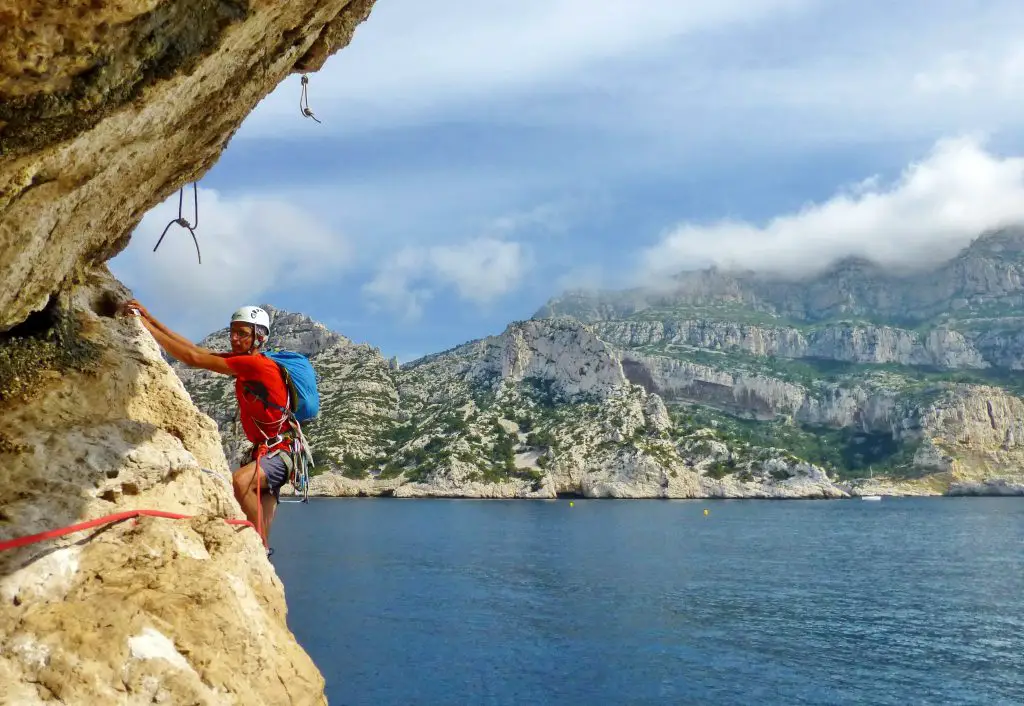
264 351 301 414
241 353 293 417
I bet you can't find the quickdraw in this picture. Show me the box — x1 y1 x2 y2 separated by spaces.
277 434 312 504
299 75 322 123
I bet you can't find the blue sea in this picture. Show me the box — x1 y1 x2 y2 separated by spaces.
271 497 1024 705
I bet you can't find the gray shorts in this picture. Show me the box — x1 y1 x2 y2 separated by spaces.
259 452 290 499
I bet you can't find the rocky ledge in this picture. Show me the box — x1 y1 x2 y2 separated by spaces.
0 272 323 704
1 1 379 703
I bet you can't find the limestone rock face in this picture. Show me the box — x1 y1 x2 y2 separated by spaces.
698 463 847 499
1 1 379 703
176 299 1024 499
179 311 854 500
916 385 1024 478
0 0 377 332
620 351 919 431
594 320 988 368
491 320 628 398
0 272 324 705
621 353 811 419
526 229 1024 492
947 478 1024 496
306 472 403 497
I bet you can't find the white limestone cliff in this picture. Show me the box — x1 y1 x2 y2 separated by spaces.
0 272 325 704
0 1 379 702
594 320 988 368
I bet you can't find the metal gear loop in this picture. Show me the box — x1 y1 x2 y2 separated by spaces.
299 75 321 123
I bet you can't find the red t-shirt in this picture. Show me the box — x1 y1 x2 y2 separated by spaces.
225 353 290 443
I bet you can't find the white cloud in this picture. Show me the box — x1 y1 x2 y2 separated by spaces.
363 237 529 319
555 265 607 293
637 135 1024 281
222 1 1024 277
125 1 1024 344
236 0 1024 150
238 0 811 137
999 47 1024 90
489 202 570 237
109 187 351 338
913 53 977 93
910 43 1024 98
361 248 435 320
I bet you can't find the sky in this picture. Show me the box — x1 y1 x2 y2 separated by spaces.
109 0 1024 361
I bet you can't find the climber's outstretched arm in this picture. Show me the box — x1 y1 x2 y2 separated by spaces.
127 309 235 376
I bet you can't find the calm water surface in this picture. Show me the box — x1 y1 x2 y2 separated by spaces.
271 497 1024 705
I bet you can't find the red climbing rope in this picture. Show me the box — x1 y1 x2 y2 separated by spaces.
254 443 268 549
0 509 255 553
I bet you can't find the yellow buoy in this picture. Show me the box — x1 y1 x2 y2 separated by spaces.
569 501 574 507
703 508 709 516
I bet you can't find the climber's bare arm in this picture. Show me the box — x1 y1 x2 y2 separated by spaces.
121 299 220 355
136 316 236 376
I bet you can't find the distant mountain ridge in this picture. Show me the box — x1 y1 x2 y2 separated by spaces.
173 228 1024 498
535 226 1024 331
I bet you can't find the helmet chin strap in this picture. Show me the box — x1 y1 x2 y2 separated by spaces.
236 323 263 354
247 325 267 354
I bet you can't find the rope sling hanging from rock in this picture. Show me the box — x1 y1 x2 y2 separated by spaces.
299 74 321 123
151 75 320 264
152 182 202 264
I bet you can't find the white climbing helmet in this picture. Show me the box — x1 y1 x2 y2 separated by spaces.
230 305 271 336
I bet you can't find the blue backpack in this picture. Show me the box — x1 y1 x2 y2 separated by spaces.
263 350 320 422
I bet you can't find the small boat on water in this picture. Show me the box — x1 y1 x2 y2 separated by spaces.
860 495 883 501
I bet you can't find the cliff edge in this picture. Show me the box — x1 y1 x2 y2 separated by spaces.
0 1 379 703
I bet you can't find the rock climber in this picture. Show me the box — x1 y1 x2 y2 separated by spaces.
119 299 289 554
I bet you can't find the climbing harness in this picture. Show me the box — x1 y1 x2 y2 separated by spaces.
244 428 310 555
153 182 201 263
299 75 322 123
244 418 313 508
241 351 318 506
276 433 312 504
